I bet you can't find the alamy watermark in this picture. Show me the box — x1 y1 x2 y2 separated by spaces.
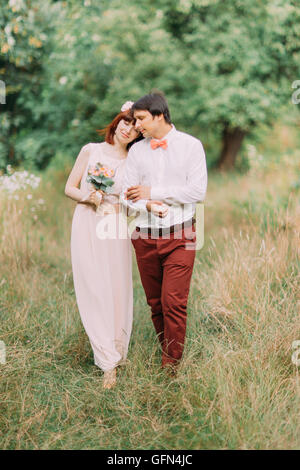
0 80 6 104
95 203 205 251
291 80 300 104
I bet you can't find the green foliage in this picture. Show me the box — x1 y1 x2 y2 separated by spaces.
0 0 57 168
155 0 300 132
1 0 300 170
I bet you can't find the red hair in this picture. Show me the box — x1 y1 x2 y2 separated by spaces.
96 110 136 144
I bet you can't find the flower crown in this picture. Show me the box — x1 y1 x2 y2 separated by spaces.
121 101 134 112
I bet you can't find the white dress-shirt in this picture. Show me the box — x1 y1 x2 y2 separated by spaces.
120 124 207 229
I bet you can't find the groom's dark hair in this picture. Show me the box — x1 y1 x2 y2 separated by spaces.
132 92 172 124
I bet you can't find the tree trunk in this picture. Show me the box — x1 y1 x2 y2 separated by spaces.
217 127 246 170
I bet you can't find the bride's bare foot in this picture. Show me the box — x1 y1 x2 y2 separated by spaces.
103 368 117 389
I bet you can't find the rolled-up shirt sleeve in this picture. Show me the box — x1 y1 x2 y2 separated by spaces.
119 146 148 214
150 140 207 204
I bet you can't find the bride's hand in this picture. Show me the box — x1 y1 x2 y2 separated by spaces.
87 190 104 207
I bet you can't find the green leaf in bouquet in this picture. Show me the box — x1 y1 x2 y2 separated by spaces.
91 175 104 184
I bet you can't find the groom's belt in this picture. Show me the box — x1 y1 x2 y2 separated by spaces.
135 218 195 237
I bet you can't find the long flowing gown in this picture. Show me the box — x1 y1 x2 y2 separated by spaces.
71 143 133 372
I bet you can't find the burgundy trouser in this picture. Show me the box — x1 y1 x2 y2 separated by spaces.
131 224 196 367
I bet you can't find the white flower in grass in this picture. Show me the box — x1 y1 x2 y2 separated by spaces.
59 76 68 85
9 0 24 11
7 36 15 47
4 25 12 35
27 194 32 200
0 169 41 195
64 34 75 44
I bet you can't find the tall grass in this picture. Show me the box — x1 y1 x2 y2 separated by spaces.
0 141 299 449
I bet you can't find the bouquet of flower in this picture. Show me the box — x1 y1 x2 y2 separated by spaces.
86 163 115 193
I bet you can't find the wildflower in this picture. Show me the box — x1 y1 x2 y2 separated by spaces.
9 0 24 12
7 36 16 47
64 34 75 44
29 37 42 48
27 194 32 200
1 44 9 54
92 34 100 42
59 76 68 85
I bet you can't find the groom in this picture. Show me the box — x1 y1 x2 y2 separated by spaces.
120 93 207 372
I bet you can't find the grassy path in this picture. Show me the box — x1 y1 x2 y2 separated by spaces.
0 158 299 449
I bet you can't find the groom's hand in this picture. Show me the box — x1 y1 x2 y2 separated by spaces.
146 201 169 218
125 185 151 202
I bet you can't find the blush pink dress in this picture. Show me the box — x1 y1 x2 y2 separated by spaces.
71 143 133 372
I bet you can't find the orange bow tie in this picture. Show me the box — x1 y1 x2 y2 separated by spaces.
150 139 168 150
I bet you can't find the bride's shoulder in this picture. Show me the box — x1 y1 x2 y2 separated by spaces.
89 142 107 153
82 142 103 150
79 142 104 155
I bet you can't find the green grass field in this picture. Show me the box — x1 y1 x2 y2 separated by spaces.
0 125 299 449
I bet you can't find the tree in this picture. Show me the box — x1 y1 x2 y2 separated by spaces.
2 0 299 171
150 0 300 169
0 0 57 169
17 0 185 167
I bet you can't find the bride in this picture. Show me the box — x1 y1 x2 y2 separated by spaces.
65 102 141 389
